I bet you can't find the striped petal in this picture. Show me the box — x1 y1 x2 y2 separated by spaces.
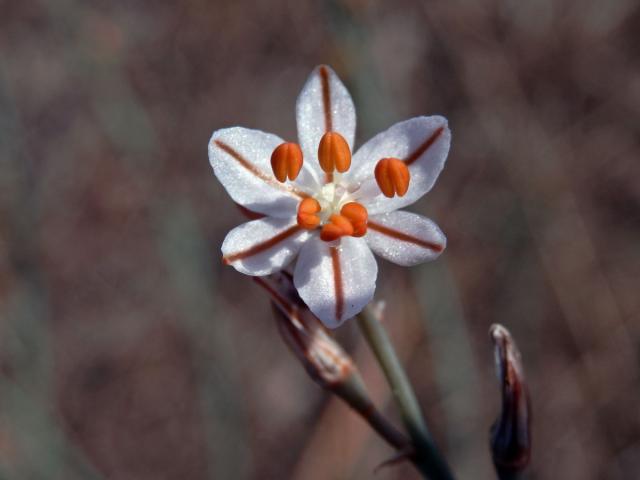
366 211 446 266
222 217 310 276
296 65 356 180
294 236 377 329
209 127 311 218
350 116 451 215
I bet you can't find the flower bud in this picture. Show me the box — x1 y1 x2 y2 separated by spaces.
489 324 531 476
272 303 354 388
255 272 354 388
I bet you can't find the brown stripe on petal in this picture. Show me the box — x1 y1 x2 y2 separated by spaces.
214 140 308 199
319 65 333 132
330 246 344 321
223 225 302 264
403 126 444 167
319 66 334 185
368 221 444 252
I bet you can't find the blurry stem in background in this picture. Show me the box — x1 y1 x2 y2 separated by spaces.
0 67 103 479
357 303 455 480
489 325 531 480
158 202 253 479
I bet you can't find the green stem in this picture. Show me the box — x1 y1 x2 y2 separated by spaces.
357 304 455 480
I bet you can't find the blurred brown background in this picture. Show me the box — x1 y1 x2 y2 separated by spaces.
1 0 639 479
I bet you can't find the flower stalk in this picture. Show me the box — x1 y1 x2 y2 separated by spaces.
357 303 455 480
272 303 409 451
256 273 410 452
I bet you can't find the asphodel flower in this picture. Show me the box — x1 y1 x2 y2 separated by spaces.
209 65 451 328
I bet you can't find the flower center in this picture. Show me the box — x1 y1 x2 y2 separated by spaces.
270 130 411 242
289 131 366 241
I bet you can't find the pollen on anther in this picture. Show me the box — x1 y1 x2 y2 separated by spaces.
340 202 368 237
297 197 321 230
271 142 303 182
320 214 354 242
374 158 410 198
318 132 351 174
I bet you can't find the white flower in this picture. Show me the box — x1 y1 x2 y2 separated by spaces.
208 65 451 328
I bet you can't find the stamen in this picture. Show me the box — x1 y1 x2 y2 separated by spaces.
318 132 351 174
374 158 410 198
271 142 303 182
340 202 368 237
297 197 321 230
320 214 354 241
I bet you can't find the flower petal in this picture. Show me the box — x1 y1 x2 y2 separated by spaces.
209 127 310 217
296 65 356 179
350 116 451 214
222 217 310 276
294 236 377 328
366 211 446 266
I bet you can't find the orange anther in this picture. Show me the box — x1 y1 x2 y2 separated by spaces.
374 158 410 198
320 214 354 242
340 202 368 237
297 197 321 230
271 142 303 182
318 131 351 174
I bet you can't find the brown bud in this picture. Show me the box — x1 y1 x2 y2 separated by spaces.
489 324 531 477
